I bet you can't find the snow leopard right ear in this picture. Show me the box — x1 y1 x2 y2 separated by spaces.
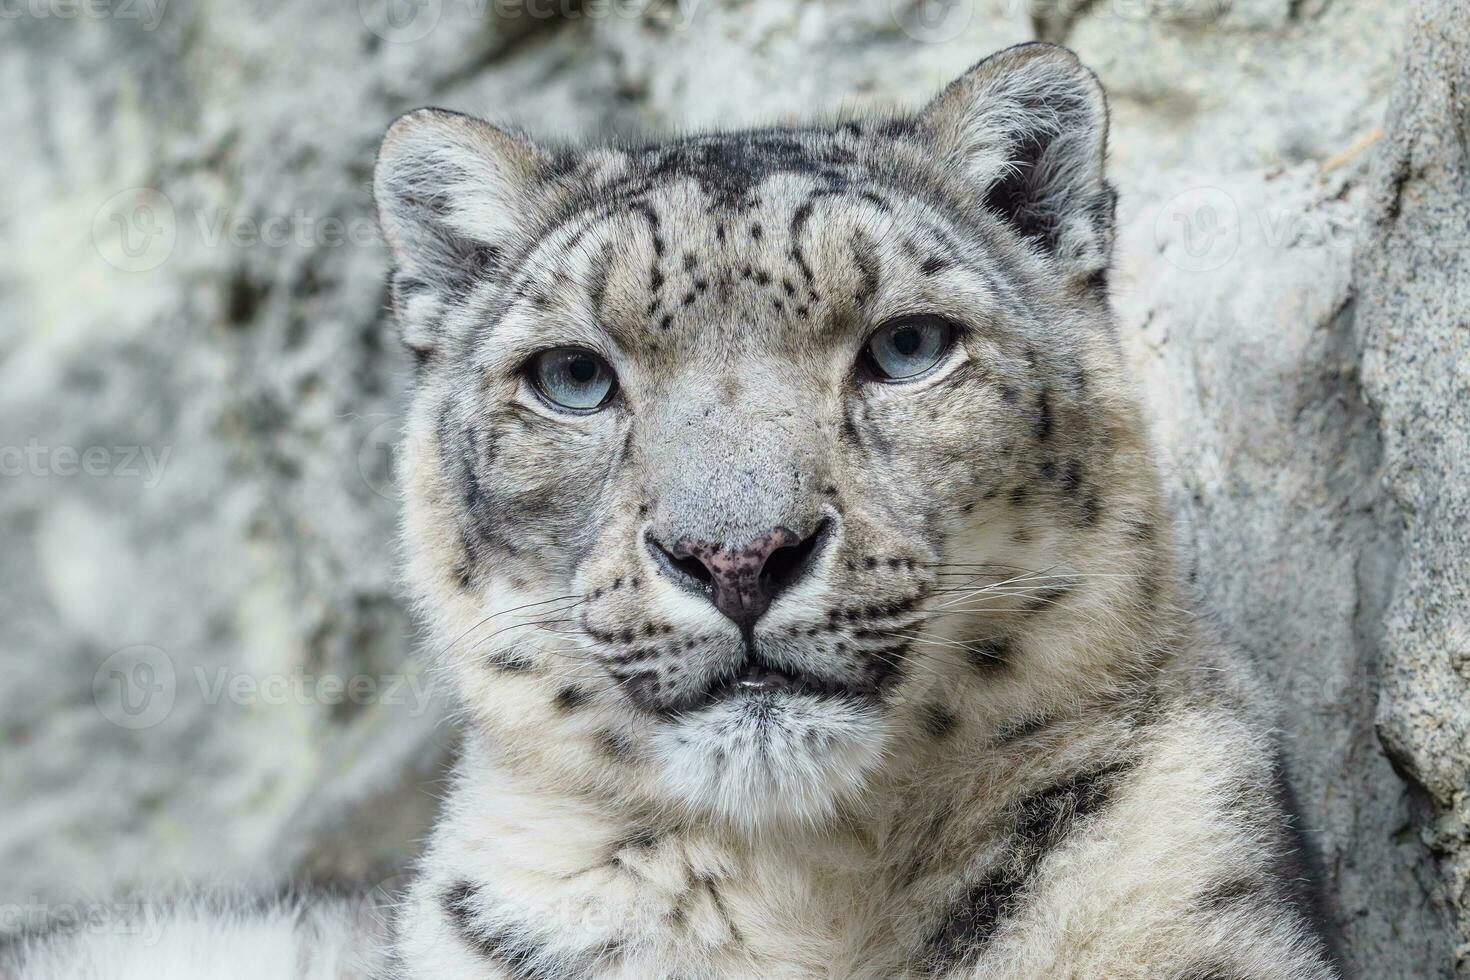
919 43 1115 291
374 108 548 360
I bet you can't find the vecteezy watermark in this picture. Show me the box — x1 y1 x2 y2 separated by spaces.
91 188 388 273
91 187 177 273
890 0 973 44
1152 186 1242 273
356 0 699 44
0 898 169 946
1152 185 1360 273
0 440 171 487
0 0 169 30
354 413 402 502
93 645 178 731
194 209 383 251
92 646 435 730
192 666 432 716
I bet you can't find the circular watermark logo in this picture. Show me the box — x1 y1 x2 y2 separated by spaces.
91 187 177 273
1152 185 1240 273
93 644 177 730
356 415 401 501
359 0 442 43
890 0 974 44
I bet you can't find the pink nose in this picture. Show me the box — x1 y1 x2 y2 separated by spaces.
657 524 828 629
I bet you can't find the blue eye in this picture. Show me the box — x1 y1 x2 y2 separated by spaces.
864 315 956 381
531 347 617 411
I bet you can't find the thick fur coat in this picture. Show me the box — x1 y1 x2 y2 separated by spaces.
6 43 1338 980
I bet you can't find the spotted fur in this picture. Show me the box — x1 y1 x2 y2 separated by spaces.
372 42 1339 980
4 42 1338 980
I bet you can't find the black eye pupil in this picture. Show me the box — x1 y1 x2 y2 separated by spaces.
568 358 597 384
893 328 921 357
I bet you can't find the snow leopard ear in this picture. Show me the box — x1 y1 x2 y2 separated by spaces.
920 43 1115 290
374 108 549 359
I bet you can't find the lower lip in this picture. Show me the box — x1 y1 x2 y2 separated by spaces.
735 672 797 694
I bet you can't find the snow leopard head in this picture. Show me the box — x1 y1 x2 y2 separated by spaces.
375 43 1165 829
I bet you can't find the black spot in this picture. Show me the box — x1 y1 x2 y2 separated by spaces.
750 222 763 240
1061 460 1084 496
554 687 591 712
851 234 880 306
612 826 660 852
864 642 910 691
1199 874 1263 912
1036 389 1053 442
1008 485 1028 507
840 405 863 448
920 256 949 276
659 313 674 331
488 650 533 672
921 704 958 739
992 714 1052 746
596 729 636 763
966 636 1010 671
1125 520 1156 542
1025 585 1072 615
790 204 816 282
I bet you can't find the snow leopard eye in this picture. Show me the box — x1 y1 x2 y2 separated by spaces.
863 314 956 382
530 347 617 411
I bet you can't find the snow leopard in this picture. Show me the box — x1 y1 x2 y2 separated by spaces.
6 42 1339 980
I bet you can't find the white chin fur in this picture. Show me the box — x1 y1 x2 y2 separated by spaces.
649 692 889 830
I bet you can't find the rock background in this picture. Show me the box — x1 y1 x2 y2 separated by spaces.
2 0 1465 974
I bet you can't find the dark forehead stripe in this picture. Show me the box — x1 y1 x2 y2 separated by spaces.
622 129 859 209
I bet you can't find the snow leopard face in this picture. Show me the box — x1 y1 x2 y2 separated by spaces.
376 44 1158 828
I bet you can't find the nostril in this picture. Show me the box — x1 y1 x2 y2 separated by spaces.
647 534 715 590
671 550 713 586
761 518 830 594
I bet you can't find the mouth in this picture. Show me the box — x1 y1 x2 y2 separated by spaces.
676 655 858 715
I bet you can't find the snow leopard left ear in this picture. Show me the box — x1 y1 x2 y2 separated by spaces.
920 43 1115 290
374 108 550 360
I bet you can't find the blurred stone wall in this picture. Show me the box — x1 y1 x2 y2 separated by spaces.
2 0 1465 974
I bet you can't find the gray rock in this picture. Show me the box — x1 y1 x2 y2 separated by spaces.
1 0 1465 973
1354 0 1470 969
